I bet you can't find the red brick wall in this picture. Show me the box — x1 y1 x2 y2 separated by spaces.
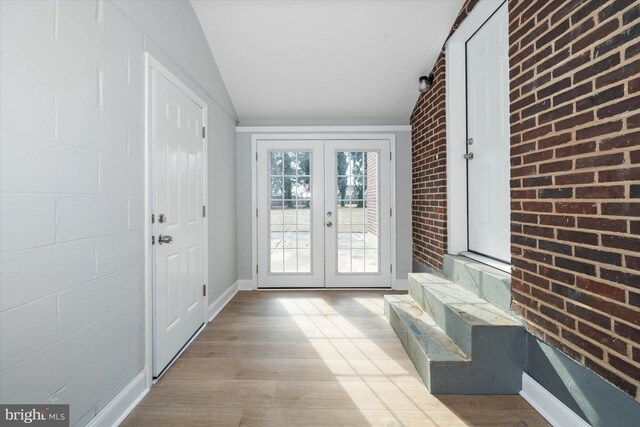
411 0 640 400
410 54 447 270
410 0 479 271
509 0 640 400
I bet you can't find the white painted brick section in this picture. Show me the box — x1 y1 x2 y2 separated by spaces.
98 155 143 196
0 194 57 252
56 195 129 241
96 230 144 277
0 296 59 372
58 269 131 338
0 239 96 311
0 303 140 405
0 131 99 194
0 1 145 424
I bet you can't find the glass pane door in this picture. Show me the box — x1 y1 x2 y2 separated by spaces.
257 141 325 288
268 151 312 274
325 140 391 288
336 151 380 273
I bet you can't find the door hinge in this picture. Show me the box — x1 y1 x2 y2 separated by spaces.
390 208 393 217
151 235 155 245
203 205 206 217
202 127 206 138
151 213 155 223
256 152 258 161
256 208 258 217
390 264 393 273
390 152 392 161
203 284 207 297
256 264 259 274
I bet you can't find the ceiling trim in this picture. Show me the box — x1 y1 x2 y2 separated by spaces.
236 125 412 133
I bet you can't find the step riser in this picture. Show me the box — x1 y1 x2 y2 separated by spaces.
443 255 512 314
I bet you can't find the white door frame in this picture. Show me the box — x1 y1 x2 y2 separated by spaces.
249 133 397 290
445 0 510 270
144 53 209 385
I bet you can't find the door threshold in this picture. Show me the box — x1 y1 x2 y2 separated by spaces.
459 251 511 273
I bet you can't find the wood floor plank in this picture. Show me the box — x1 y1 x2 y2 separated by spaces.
123 290 549 426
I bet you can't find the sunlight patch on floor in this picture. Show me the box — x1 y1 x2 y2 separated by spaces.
276 296 463 424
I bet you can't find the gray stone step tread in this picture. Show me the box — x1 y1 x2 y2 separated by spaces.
447 255 511 282
385 294 469 362
409 273 520 327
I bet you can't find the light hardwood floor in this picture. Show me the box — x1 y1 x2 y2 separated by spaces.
123 291 549 426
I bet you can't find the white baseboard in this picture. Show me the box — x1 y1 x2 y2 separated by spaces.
393 279 409 291
208 281 239 322
87 370 148 427
237 279 255 291
520 373 590 427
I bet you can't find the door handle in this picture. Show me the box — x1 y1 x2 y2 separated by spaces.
326 221 333 228
463 153 474 160
158 234 173 244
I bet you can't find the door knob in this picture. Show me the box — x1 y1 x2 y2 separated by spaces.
158 234 173 244
326 221 333 228
326 211 332 217
463 153 474 160
158 214 167 223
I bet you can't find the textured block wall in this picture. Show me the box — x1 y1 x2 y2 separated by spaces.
509 0 640 400
0 2 145 423
411 0 640 401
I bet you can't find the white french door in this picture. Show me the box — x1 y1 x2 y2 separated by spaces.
466 1 510 263
150 59 207 378
256 138 391 288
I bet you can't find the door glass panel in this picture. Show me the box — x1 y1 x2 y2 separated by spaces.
268 151 312 274
335 150 380 274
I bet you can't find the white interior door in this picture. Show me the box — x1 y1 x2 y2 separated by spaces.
152 66 206 377
256 138 391 288
466 2 510 263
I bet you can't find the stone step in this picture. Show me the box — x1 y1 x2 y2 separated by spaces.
408 272 520 357
384 294 472 394
443 254 512 314
385 294 524 394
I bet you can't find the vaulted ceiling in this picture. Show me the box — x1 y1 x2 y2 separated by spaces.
191 0 464 124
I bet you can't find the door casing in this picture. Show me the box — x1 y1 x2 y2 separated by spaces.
144 53 209 384
445 0 511 270
250 133 397 290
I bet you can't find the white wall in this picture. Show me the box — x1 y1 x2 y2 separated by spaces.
0 1 237 425
236 128 412 285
